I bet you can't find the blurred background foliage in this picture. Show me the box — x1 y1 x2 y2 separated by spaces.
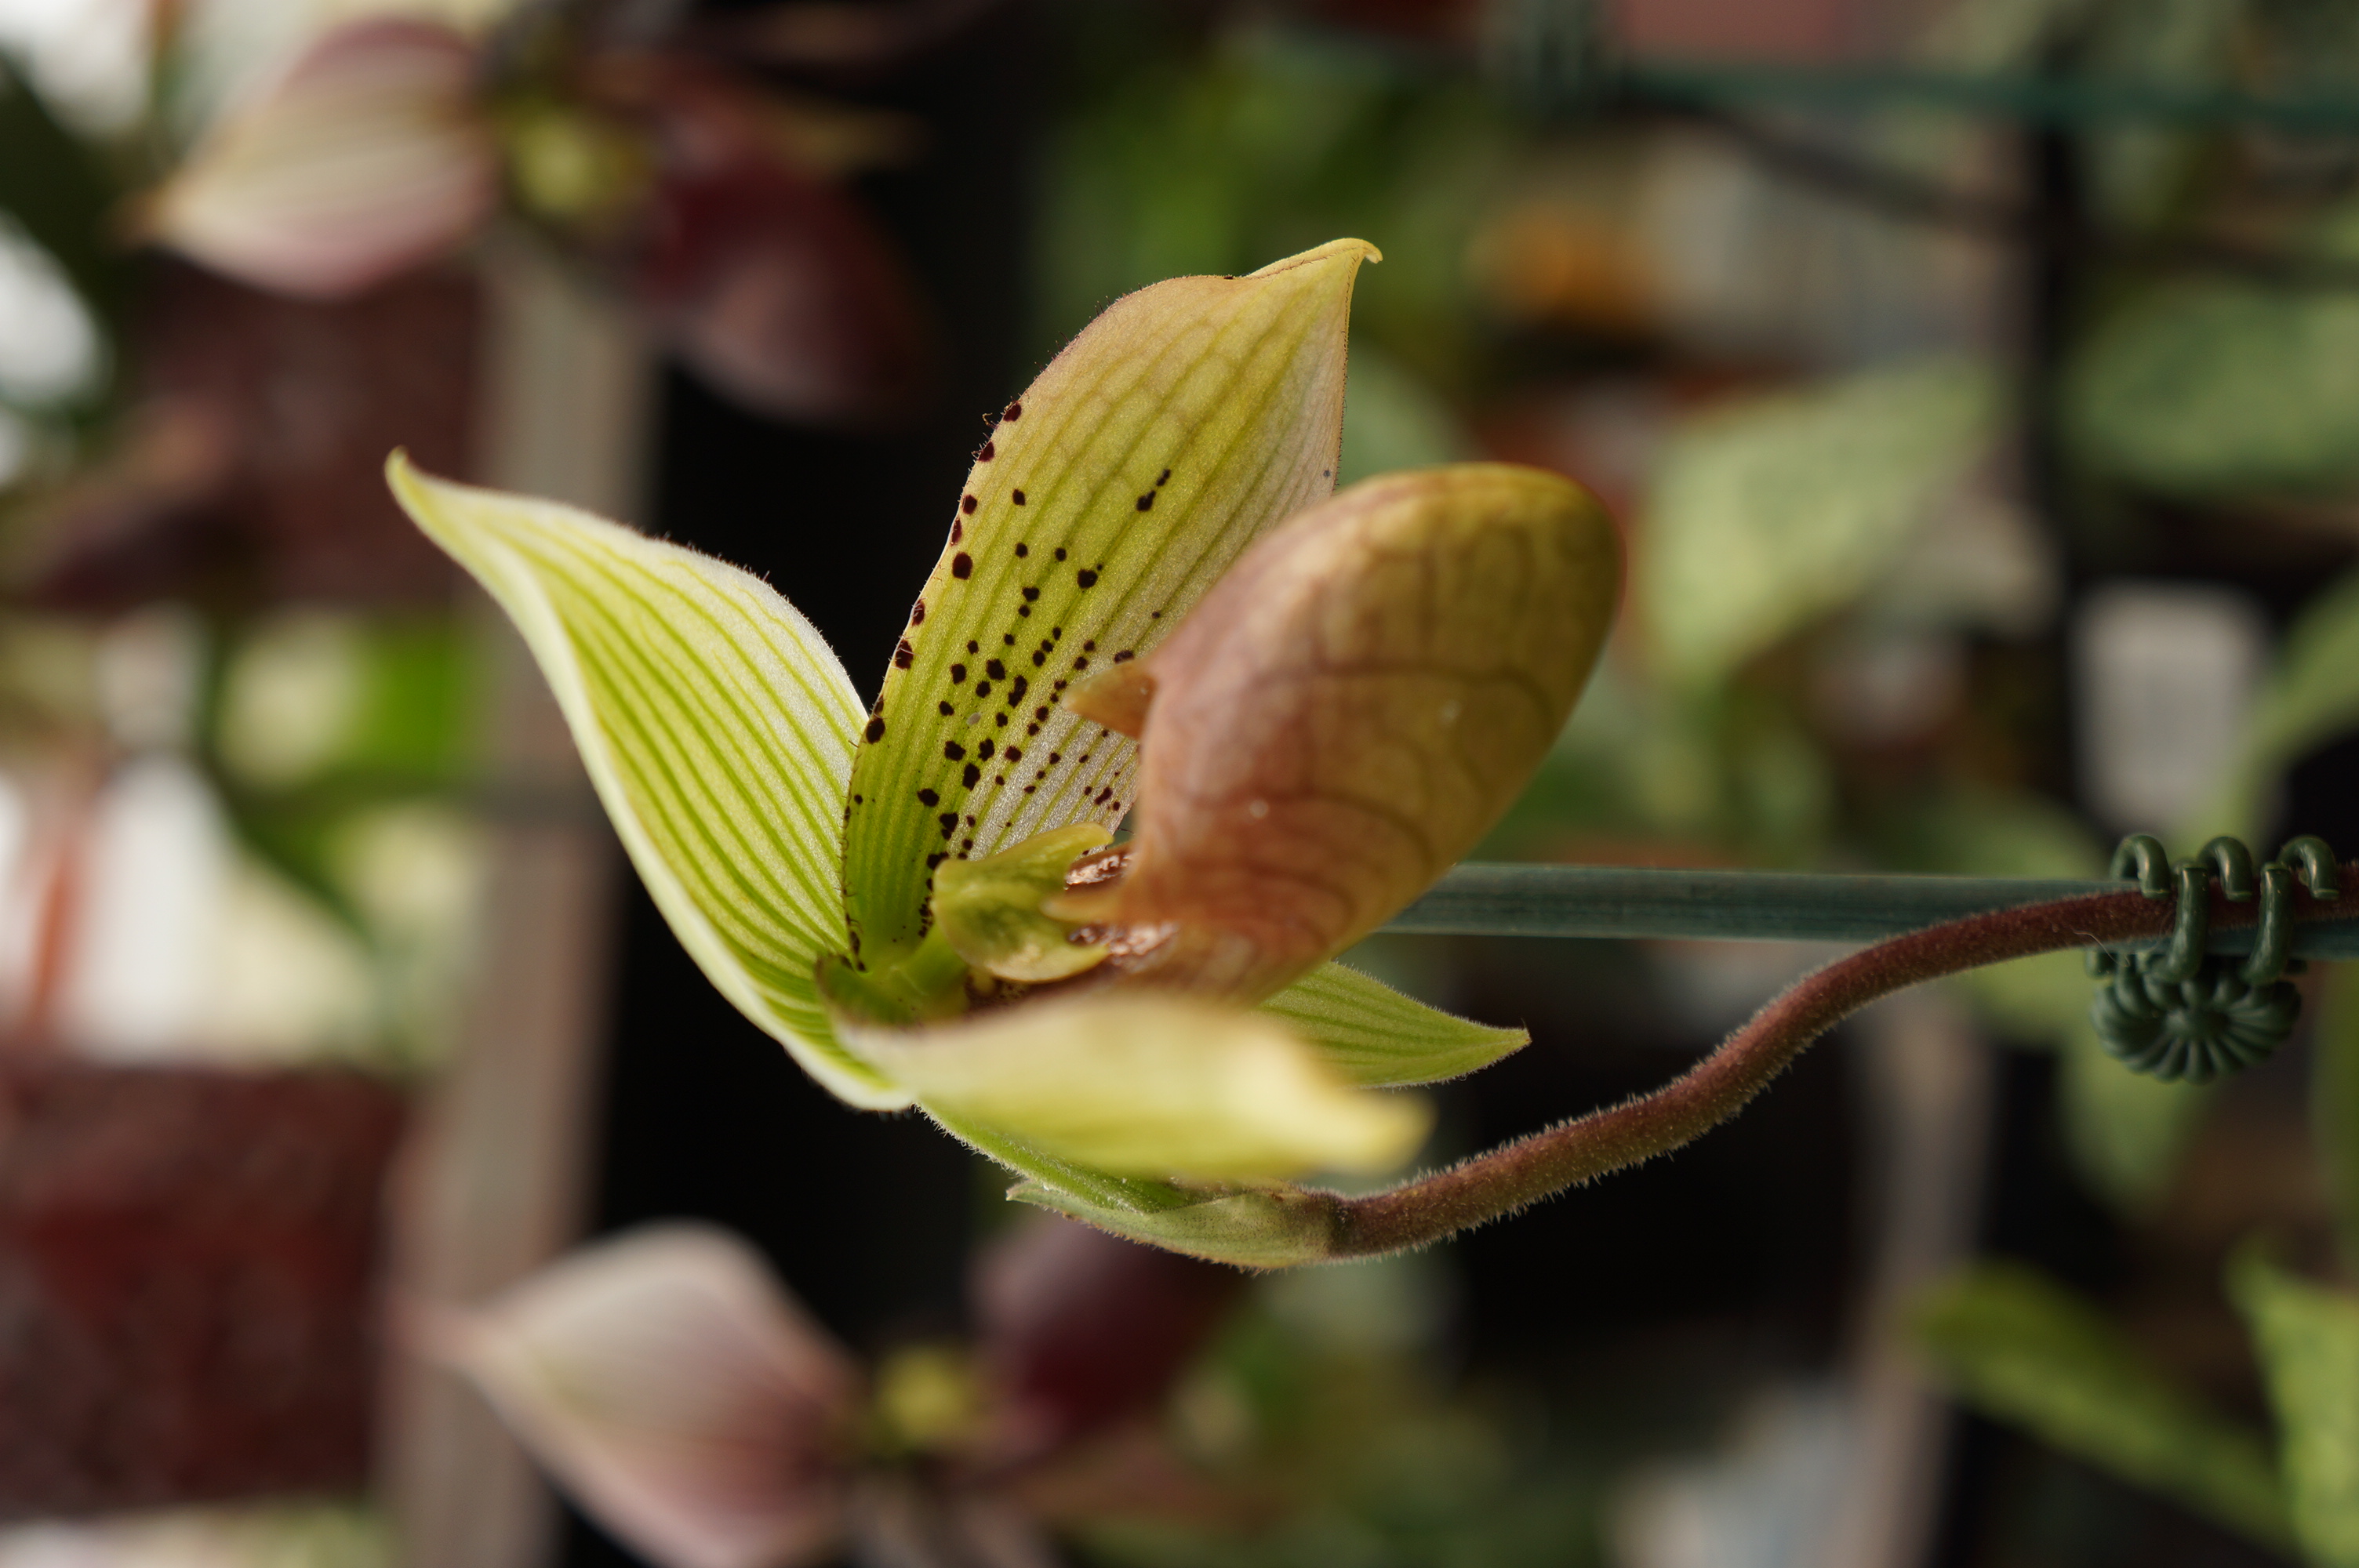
7 0 2359 1563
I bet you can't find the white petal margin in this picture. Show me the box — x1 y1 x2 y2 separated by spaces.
390 455 908 1108
842 993 1431 1181
1259 960 1528 1087
145 19 498 298
427 1225 863 1568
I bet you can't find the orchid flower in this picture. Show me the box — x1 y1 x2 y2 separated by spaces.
424 1219 1241 1568
387 239 1623 1265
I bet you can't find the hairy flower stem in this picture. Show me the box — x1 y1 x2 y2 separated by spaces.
1327 870 2359 1258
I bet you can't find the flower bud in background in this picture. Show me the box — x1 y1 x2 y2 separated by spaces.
423 1226 862 1568
572 54 935 425
143 20 499 299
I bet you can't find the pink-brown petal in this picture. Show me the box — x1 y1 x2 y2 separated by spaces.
429 1225 862 1568
1080 463 1620 1000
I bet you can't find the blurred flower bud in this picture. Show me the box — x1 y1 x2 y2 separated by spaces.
973 1217 1243 1462
423 1225 862 1568
144 20 498 299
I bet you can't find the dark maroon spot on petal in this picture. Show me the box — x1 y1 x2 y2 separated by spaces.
1073 655 1090 670
951 520 962 544
1053 547 1067 561
1112 649 1135 663
939 814 958 838
1094 787 1113 805
1004 633 1016 644
979 441 995 461
1021 586 1039 601
963 764 981 787
1082 640 1096 652
1158 468 1170 486
1009 676 1028 703
1019 605 1031 617
1150 609 1162 619
952 554 972 579
927 851 947 869
1077 569 1098 588
965 815 976 826
893 639 914 669
1052 680 1067 692
962 837 975 851
911 599 926 624
1027 722 1040 735
918 789 939 807
944 741 966 760
961 494 978 515
864 717 886 743
950 663 967 684
1049 752 1062 764
1015 543 1029 557
995 713 1007 727
1012 490 1027 506
985 659 1006 681
939 700 955 716
1005 746 1022 762
977 739 994 760
1136 493 1154 512
853 794 863 804
1033 706 1048 721
1030 650 1045 666
995 775 1005 785
1003 401 1021 421
1024 786 1036 793
976 681 992 698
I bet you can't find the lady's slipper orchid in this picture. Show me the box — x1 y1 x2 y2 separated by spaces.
387 240 1623 1265
427 1219 1242 1568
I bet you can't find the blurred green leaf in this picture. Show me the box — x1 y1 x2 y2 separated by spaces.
2066 251 2359 499
1913 1261 2292 1550
1037 25 1512 390
2191 564 2359 844
2319 971 2359 1282
1336 345 1471 485
1644 359 2001 687
2230 1252 2359 1567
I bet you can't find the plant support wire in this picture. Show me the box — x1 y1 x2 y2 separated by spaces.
1385 862 2359 960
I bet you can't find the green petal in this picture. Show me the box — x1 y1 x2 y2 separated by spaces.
931 822 1111 982
387 454 905 1109
1009 1178 1344 1271
842 239 1378 967
1260 960 1527 1087
836 991 1429 1181
2230 1251 2359 1566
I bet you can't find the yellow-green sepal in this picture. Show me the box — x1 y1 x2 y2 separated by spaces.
1260 960 1528 1087
835 990 1429 1183
1009 1178 1344 1271
387 453 905 1109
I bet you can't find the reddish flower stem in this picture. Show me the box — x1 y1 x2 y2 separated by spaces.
1326 872 2359 1259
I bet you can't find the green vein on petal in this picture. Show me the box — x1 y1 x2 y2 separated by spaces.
1259 960 1528 1087
841 238 1379 970
388 453 905 1109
